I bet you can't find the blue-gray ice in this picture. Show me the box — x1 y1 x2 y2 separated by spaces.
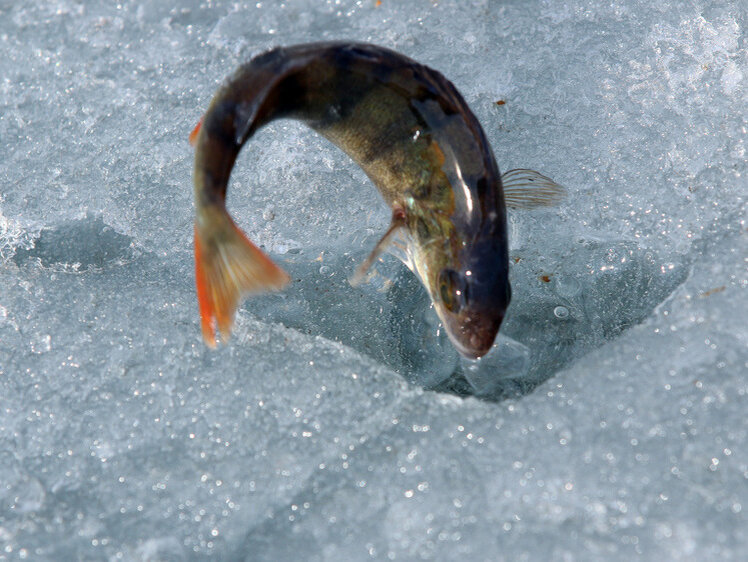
0 1 745 560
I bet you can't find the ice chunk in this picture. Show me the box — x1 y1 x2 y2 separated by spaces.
461 334 532 396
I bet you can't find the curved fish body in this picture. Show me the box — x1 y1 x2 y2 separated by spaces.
192 42 562 359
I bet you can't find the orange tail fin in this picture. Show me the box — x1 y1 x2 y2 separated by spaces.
194 206 290 346
189 117 203 147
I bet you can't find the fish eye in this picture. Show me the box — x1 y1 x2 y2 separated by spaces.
438 268 466 312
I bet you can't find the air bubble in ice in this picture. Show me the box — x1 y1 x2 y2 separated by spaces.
553 306 569 319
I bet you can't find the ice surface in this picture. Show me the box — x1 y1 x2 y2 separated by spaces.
1 0 746 560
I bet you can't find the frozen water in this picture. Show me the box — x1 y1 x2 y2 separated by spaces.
1 0 746 560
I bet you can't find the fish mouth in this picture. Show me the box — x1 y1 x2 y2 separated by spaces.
442 309 503 359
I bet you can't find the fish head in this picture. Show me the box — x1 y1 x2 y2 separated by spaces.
412 224 511 359
435 236 511 359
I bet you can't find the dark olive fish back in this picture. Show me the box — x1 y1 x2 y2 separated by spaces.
196 42 506 230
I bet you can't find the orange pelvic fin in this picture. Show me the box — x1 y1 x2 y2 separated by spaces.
189 117 203 147
194 207 290 346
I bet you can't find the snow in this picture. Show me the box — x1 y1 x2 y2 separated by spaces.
0 0 745 560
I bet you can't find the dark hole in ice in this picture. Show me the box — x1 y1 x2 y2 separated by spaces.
248 235 688 402
12 216 134 271
430 238 689 399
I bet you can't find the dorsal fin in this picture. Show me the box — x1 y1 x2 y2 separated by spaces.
501 169 566 209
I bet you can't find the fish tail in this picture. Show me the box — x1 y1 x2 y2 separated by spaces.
194 205 290 346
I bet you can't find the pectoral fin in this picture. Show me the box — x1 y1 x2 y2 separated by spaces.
501 169 566 209
350 209 407 287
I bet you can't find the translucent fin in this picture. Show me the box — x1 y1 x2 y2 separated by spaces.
194 206 290 346
501 168 566 209
350 211 407 287
383 228 415 272
189 117 203 147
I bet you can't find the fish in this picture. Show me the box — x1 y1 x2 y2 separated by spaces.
191 42 564 359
